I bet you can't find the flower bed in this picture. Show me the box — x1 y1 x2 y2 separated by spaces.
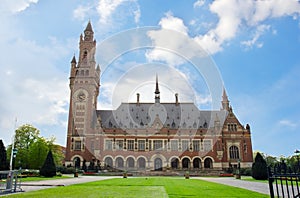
219 173 234 177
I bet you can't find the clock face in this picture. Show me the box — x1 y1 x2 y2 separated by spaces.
77 92 86 101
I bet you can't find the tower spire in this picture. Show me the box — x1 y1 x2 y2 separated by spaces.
155 74 160 103
83 20 94 41
221 88 230 111
85 20 94 33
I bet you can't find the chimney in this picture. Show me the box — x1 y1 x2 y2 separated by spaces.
137 93 140 106
175 93 179 106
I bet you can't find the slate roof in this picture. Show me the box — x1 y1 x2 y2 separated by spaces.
97 102 227 130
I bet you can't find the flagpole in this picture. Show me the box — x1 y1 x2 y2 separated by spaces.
9 118 17 171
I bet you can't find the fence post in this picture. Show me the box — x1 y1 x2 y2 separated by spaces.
268 167 275 198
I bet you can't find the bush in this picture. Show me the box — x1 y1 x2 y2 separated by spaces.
252 152 268 180
240 168 252 176
40 150 56 177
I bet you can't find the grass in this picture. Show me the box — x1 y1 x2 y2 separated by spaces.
5 177 269 198
241 176 268 183
241 176 297 186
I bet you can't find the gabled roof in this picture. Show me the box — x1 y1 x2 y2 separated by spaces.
97 102 227 129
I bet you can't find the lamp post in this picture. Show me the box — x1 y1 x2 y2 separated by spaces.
236 159 241 179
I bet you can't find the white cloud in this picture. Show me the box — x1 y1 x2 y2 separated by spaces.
133 5 141 24
278 119 298 128
97 0 128 24
241 24 270 49
145 13 190 66
158 12 188 35
73 5 93 21
193 0 300 54
193 0 205 8
99 63 206 110
0 0 38 14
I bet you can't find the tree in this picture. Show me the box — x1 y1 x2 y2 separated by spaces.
28 137 49 169
46 137 64 167
252 152 268 180
40 150 56 177
0 140 8 170
14 124 40 168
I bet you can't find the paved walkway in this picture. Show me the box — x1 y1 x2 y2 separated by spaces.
194 177 270 195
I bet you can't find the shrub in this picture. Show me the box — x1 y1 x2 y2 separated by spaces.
252 152 268 180
40 150 56 177
240 168 252 176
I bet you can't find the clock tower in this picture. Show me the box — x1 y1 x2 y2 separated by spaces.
66 21 101 165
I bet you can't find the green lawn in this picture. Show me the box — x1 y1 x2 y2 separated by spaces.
241 176 268 183
5 177 269 198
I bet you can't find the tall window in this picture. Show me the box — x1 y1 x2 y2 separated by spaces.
153 140 163 150
105 140 112 150
229 146 240 159
74 141 81 151
203 140 212 151
127 140 134 151
138 140 145 151
193 140 200 151
228 124 237 131
171 140 178 151
182 140 189 151
116 140 123 150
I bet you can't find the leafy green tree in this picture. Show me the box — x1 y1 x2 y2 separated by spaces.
0 140 8 170
28 137 49 169
265 155 278 167
252 152 268 180
40 150 56 177
14 124 40 168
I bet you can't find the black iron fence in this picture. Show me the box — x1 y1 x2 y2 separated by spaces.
268 162 300 198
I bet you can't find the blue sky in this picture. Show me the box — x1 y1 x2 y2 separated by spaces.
0 0 300 157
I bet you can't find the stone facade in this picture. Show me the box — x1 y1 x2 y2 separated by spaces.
65 22 253 172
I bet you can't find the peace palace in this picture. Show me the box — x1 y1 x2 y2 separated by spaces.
65 22 253 174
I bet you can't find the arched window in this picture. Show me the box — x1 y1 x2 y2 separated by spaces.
193 158 201 169
115 157 124 169
182 158 190 169
83 51 87 60
137 158 146 169
171 158 179 169
229 146 240 159
127 157 135 168
104 157 113 167
204 158 213 169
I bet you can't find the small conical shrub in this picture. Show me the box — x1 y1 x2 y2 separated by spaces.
252 152 268 180
40 150 56 177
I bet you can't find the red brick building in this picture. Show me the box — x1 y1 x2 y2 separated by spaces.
65 22 253 172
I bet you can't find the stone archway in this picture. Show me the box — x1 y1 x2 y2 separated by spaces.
193 158 201 169
182 158 190 169
74 157 81 169
171 158 179 169
126 157 135 169
115 157 124 169
137 158 146 169
154 158 162 171
104 157 113 168
204 158 213 169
